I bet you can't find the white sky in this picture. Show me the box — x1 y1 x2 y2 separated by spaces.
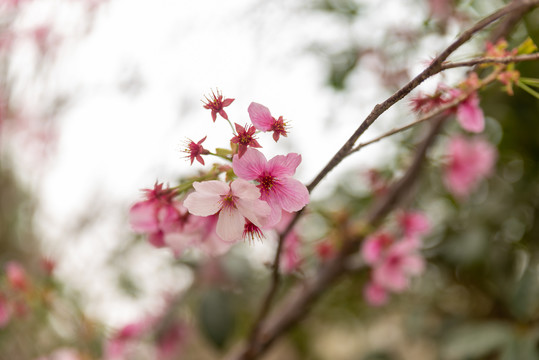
4 0 473 326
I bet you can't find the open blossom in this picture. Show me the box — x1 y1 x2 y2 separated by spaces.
364 281 389 306
202 89 234 122
248 102 289 142
230 123 261 158
372 239 425 292
233 148 309 226
183 136 209 165
129 183 182 247
398 211 430 237
184 179 271 242
361 232 394 265
444 136 497 198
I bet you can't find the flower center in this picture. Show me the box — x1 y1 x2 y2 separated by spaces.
259 175 275 193
220 194 237 210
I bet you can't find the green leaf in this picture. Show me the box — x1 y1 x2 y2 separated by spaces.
524 8 539 49
198 289 235 349
518 80 539 100
517 37 537 55
442 322 513 360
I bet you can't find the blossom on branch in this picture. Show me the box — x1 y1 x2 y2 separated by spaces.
230 123 262 158
233 148 309 226
444 136 497 199
202 89 234 122
184 179 271 242
248 102 289 142
183 136 209 165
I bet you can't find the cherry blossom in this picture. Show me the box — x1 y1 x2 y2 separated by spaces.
247 102 289 142
202 89 234 122
184 179 271 242
444 136 497 198
364 281 389 306
230 123 261 158
398 211 430 237
129 183 183 247
455 91 485 133
232 148 309 226
361 232 394 265
5 261 28 292
183 136 209 165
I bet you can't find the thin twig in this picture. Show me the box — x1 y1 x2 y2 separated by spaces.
441 52 539 70
349 67 503 153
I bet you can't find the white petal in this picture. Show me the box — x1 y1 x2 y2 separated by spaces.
216 207 244 242
184 192 221 216
192 180 230 195
231 179 260 200
236 198 271 227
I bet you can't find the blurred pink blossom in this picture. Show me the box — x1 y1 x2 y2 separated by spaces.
233 148 309 226
455 91 485 133
184 179 271 242
5 261 28 292
398 211 430 237
444 136 497 198
129 183 182 247
372 239 425 292
364 281 388 306
361 232 394 265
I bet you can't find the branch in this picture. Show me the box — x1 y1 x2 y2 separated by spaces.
440 52 539 70
229 116 446 360
349 67 503 153
236 1 539 358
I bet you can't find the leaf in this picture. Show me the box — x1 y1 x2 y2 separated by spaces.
198 289 235 349
524 8 539 49
517 37 537 55
517 80 539 100
441 322 513 360
215 148 233 157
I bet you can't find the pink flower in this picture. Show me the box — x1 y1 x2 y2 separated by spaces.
361 232 394 265
364 281 388 306
129 183 182 247
456 92 484 133
232 148 309 226
243 220 264 243
248 102 289 142
372 240 425 292
281 231 301 273
183 136 209 165
398 211 430 237
444 136 497 198
231 123 262 158
315 240 335 261
202 89 234 122
184 179 271 242
5 261 28 292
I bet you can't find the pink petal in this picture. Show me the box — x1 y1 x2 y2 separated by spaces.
192 180 229 195
230 178 261 200
457 95 484 133
364 282 388 306
273 177 310 213
267 153 301 177
262 196 283 228
248 102 273 131
129 200 159 233
216 207 244 242
233 148 267 181
184 192 221 216
373 262 408 292
222 98 234 106
235 198 270 227
148 232 166 247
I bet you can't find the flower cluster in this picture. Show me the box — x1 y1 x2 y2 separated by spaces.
129 90 309 256
361 211 430 306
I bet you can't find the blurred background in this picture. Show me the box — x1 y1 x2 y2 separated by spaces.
1 0 539 359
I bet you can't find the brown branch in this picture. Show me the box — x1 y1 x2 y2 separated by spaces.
440 52 539 70
236 1 539 358
350 67 503 153
229 116 446 360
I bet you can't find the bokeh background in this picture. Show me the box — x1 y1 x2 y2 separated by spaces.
1 0 539 359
